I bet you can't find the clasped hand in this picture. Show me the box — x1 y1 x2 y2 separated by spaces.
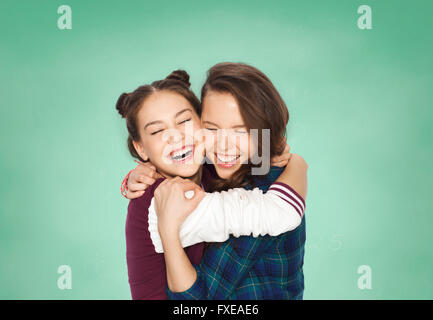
154 177 205 237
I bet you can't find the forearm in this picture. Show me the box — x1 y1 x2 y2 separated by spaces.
147 154 308 255
160 227 197 293
148 182 305 253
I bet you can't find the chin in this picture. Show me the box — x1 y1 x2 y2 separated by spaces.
170 164 201 179
214 164 242 180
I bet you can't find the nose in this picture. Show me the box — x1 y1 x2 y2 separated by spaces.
164 128 184 144
217 129 231 152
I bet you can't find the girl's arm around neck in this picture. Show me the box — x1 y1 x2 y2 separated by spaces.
275 153 308 200
147 153 309 253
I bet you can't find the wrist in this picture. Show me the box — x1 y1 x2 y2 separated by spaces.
160 227 182 252
121 170 133 198
158 223 180 240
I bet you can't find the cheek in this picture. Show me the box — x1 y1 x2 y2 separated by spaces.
143 136 164 159
248 135 257 156
236 135 255 157
203 131 216 151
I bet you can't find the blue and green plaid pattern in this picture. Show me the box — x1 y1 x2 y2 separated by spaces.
166 167 306 300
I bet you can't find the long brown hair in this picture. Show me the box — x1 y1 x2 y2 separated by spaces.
201 62 289 191
116 70 201 161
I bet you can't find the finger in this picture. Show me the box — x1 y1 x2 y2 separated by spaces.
186 189 206 210
137 175 156 186
271 155 284 164
136 164 160 179
125 190 145 199
279 152 292 161
128 183 148 192
271 155 283 163
271 152 292 164
128 173 148 190
193 188 205 199
272 160 288 168
137 161 155 169
183 183 205 200
148 168 161 179
136 160 155 171
146 163 157 171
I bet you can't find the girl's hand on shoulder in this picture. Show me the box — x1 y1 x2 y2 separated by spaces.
125 161 163 199
154 177 205 237
277 152 309 201
289 153 309 170
271 142 292 167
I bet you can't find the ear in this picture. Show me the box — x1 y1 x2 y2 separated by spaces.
132 140 149 161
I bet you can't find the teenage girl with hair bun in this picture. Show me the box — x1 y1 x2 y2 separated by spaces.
118 65 308 299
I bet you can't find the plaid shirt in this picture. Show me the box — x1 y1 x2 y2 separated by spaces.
166 167 306 300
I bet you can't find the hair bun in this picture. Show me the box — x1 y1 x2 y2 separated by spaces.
116 92 130 118
166 70 191 88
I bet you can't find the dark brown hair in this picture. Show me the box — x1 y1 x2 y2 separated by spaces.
201 62 289 191
116 70 201 161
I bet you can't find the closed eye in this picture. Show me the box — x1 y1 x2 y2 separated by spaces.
151 129 164 135
178 118 191 125
205 127 218 131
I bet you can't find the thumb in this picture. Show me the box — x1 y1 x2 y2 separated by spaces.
186 189 205 211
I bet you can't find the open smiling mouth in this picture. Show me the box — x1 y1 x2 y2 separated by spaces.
215 153 241 168
169 145 195 163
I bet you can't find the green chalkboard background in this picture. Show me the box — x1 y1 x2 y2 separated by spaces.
1 0 432 299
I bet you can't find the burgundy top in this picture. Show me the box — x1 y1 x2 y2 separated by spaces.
125 164 216 300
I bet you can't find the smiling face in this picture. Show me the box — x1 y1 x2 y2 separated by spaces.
133 90 204 179
201 90 256 179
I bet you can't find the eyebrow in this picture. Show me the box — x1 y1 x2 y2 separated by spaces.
144 120 163 130
175 108 192 118
202 120 246 129
144 108 192 130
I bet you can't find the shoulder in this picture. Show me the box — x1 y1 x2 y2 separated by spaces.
253 166 285 191
125 178 166 256
128 178 165 213
126 178 165 227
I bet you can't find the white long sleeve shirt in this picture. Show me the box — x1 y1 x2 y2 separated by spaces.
148 181 306 253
